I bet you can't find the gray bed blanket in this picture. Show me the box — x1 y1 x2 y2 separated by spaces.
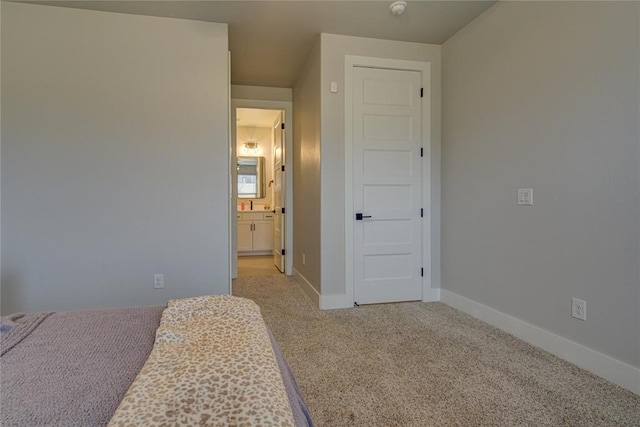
1 307 163 427
268 327 314 427
0 312 54 356
0 306 313 427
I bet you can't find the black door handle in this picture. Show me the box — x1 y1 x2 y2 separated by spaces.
355 213 372 220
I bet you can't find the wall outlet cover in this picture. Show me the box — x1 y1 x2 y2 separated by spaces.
572 298 586 321
153 274 164 289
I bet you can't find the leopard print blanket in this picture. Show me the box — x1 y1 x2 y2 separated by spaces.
108 295 295 427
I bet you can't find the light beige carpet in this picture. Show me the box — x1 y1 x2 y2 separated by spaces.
233 275 639 426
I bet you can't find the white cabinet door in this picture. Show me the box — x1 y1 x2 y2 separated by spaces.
237 221 254 252
252 220 273 252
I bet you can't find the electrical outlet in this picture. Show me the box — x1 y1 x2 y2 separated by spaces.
153 274 164 289
302 253 306 265
572 298 586 321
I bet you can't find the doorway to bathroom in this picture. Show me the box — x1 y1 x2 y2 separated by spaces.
230 100 293 282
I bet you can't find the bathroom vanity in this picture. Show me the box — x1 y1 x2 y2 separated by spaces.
237 211 274 255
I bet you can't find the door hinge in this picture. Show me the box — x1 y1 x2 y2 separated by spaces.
281 207 285 214
281 123 285 130
281 249 285 256
420 88 424 98
421 208 424 218
421 268 424 277
281 165 285 172
420 147 424 157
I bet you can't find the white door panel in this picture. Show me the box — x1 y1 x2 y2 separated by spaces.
363 185 413 209
273 112 285 272
363 220 413 246
363 78 415 106
363 115 414 141
363 254 413 280
353 66 422 305
363 150 414 178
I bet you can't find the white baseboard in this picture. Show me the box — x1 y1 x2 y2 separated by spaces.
293 268 320 307
293 269 353 309
423 287 441 302
441 289 640 394
238 251 272 257
295 283 441 310
321 287 440 310
320 293 353 310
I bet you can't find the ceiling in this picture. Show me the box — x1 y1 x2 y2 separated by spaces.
22 0 496 87
237 108 281 128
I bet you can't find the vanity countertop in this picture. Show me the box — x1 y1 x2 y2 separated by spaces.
237 205 271 212
237 209 274 213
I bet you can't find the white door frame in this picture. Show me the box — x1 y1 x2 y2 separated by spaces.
230 99 293 279
344 55 435 304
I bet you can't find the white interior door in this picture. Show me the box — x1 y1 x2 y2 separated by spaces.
273 112 285 272
353 66 423 305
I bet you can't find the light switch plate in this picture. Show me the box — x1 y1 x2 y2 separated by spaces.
330 81 338 93
518 188 533 206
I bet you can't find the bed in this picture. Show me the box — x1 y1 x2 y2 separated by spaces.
0 295 313 426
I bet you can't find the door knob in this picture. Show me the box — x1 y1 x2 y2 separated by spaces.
355 213 372 220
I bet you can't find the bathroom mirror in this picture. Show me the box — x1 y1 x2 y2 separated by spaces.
237 156 266 199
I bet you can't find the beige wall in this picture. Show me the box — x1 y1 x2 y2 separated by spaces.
292 37 322 294
1 3 230 313
442 2 639 368
320 34 442 297
231 85 292 102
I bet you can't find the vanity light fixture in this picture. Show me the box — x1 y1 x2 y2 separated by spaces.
243 141 260 155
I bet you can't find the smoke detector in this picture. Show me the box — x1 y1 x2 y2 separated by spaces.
389 1 407 16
